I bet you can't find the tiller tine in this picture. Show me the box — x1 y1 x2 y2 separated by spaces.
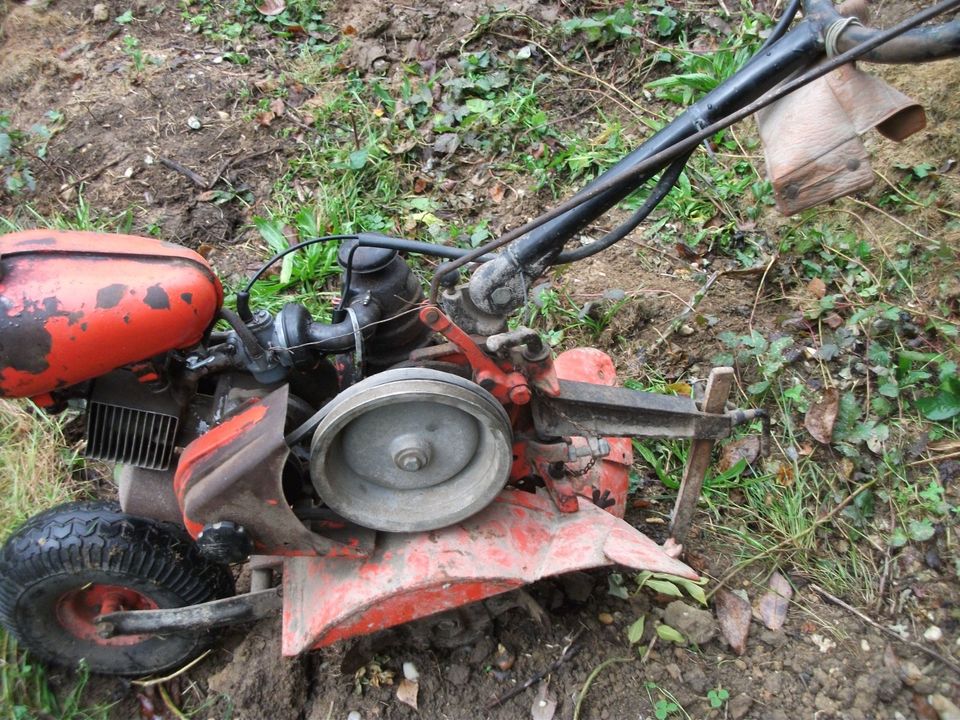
282 488 695 655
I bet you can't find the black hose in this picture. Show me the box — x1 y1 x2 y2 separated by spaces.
553 152 690 264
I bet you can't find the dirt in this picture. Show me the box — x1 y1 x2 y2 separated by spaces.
2 0 959 717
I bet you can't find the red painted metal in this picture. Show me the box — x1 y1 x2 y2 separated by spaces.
281 488 696 654
56 584 158 646
553 347 632 518
0 230 222 399
418 306 531 404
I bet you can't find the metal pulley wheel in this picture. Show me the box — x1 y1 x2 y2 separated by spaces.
309 368 513 532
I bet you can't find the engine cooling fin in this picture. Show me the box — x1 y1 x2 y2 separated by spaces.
85 401 179 470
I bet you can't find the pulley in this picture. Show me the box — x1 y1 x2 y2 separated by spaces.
309 368 513 532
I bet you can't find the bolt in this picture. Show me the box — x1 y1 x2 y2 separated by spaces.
421 308 440 325
490 287 513 307
508 384 531 405
392 437 432 472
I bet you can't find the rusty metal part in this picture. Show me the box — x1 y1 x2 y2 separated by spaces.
117 465 182 524
309 368 513 532
531 379 732 441
0 230 222 399
97 588 282 638
175 385 373 558
418 306 532 405
280 488 696 654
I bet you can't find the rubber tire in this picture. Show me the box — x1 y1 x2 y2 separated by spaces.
0 500 234 676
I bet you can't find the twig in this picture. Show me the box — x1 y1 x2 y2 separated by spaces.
748 253 779 332
158 684 189 720
157 155 209 188
640 633 658 663
907 449 960 466
486 630 583 708
646 270 720 352
131 649 211 687
572 657 632 720
810 584 960 676
64 156 125 189
707 478 878 599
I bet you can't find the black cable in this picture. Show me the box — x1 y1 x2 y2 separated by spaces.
553 152 690 264
757 0 802 54
237 234 357 321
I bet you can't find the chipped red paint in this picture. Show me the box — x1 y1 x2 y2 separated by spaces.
0 230 222 398
281 488 696 654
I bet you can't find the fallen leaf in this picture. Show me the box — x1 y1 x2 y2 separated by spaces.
627 615 646 644
804 387 839 444
342 24 357 35
717 436 760 472
256 111 276 127
531 683 557 720
489 182 506 203
256 0 285 15
268 98 285 116
664 381 693 397
774 463 794 487
715 589 751 656
413 176 429 193
912 693 939 720
797 442 814 457
928 438 960 453
396 679 418 711
757 571 792 631
806 277 827 299
823 312 844 329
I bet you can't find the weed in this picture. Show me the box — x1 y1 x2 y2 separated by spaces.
707 687 729 708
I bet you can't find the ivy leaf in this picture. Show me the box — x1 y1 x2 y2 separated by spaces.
916 389 960 421
908 519 935 542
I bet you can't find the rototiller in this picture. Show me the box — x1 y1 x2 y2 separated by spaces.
0 0 956 675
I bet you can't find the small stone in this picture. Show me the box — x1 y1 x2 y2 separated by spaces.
930 694 960 720
899 660 924 686
683 666 709 694
759 629 787 648
923 626 943 642
468 636 494 665
729 693 753 720
123 166 135 178
92 3 109 21
665 663 682 681
187 115 202 130
494 643 515 671
872 668 903 702
663 600 717 645
677 323 695 336
347 713 362 720
860 639 870 652
402 662 419 681
598 612 615 625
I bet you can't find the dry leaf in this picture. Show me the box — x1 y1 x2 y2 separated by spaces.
531 683 557 720
757 571 792 631
715 589 751 656
256 111 276 127
717 436 760 472
775 463 795 487
664 381 693 397
928 438 960 453
489 182 506 204
912 693 939 720
823 312 844 329
804 387 839 444
413 176 429 193
256 0 285 15
342 24 357 35
806 277 827 298
396 679 418 710
268 98 286 116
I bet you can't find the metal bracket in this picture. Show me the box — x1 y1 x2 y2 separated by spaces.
96 588 283 638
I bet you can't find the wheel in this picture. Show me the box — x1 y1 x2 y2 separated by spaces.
0 500 234 676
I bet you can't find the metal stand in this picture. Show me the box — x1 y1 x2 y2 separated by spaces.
669 367 735 544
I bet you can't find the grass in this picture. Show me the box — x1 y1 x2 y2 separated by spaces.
0 403 113 719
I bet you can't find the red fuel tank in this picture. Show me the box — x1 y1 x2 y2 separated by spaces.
0 230 223 399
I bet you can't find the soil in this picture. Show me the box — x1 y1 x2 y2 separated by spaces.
2 0 958 718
